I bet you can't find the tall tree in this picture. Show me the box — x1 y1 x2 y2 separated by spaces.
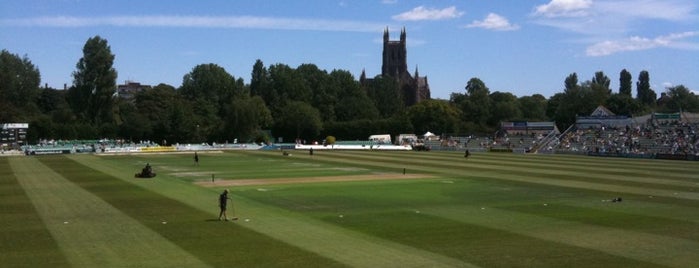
488 91 521 126
636 70 656 106
367 75 403 118
605 93 641 116
117 99 152 142
179 63 242 141
332 70 378 121
297 64 335 122
133 83 178 143
564 73 579 93
0 50 41 121
69 36 117 126
180 63 241 114
658 85 699 113
590 71 611 105
250 59 268 97
407 99 460 135
268 63 312 106
551 73 596 130
166 98 198 143
518 94 548 121
461 77 491 127
545 93 563 122
224 96 272 142
619 69 632 96
273 101 322 142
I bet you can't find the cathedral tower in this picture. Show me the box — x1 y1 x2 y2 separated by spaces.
381 27 408 78
363 27 430 107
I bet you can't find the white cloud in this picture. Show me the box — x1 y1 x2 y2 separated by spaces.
392 6 463 21
464 13 520 31
595 0 696 21
586 31 699 56
0 15 387 32
534 0 592 18
532 0 699 56
532 0 697 34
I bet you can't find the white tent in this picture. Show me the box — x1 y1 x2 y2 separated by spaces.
423 131 438 141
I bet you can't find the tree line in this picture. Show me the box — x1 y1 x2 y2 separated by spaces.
1 36 698 145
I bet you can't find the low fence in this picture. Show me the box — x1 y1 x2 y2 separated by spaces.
295 144 412 151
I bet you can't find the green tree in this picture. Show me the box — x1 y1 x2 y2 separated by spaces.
0 50 41 122
605 93 641 116
117 100 152 141
367 75 403 118
192 98 223 142
273 101 322 142
551 73 596 130
546 93 563 121
332 70 378 121
564 72 579 92
180 64 244 141
132 83 178 143
488 91 521 126
590 71 611 105
268 63 312 107
462 78 491 128
35 87 76 139
68 36 118 126
167 99 198 143
180 63 242 114
636 70 656 107
518 94 548 121
407 99 460 135
251 60 282 113
657 85 699 113
619 69 632 96
36 87 67 115
335 96 380 122
250 59 268 97
224 96 272 142
298 64 336 122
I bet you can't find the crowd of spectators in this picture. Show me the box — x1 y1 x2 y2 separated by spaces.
554 120 698 156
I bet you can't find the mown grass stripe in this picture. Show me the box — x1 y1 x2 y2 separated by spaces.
502 204 699 242
0 157 70 267
302 151 699 201
79 154 475 268
9 157 210 267
351 151 698 180
236 176 665 267
323 151 698 190
136 153 374 180
39 155 345 268
425 206 699 268
330 210 659 268
556 197 699 224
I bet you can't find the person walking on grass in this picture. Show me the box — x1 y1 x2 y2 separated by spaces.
194 151 199 166
218 189 232 221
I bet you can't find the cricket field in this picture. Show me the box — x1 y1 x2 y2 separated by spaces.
2 150 698 267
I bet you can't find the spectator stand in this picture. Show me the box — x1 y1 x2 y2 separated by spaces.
553 107 699 160
498 121 559 153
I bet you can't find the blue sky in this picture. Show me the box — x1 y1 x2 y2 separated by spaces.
1 0 697 99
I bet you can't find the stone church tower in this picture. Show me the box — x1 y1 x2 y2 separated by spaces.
382 27 408 78
362 27 431 106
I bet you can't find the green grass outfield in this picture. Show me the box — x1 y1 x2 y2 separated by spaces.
2 150 698 267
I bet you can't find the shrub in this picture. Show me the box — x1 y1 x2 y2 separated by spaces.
325 136 336 145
